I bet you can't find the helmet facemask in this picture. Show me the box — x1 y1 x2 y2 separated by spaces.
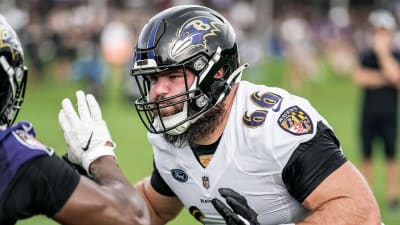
0 55 27 127
133 63 211 135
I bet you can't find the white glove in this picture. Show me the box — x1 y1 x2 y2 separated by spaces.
58 90 116 174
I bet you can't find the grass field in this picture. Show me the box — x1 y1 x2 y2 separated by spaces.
15 59 400 225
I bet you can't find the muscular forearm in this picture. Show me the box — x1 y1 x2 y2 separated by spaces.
90 156 150 225
134 178 183 225
90 156 129 186
296 197 380 225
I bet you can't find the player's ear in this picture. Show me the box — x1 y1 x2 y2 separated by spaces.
214 68 225 79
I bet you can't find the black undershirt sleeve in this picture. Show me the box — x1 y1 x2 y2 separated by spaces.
282 121 347 202
0 154 80 224
150 160 176 197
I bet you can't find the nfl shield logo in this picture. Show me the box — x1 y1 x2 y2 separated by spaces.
202 176 210 189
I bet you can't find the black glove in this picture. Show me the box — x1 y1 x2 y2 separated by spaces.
62 153 91 178
211 188 260 225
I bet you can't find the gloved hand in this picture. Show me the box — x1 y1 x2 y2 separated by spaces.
58 90 116 175
212 188 260 225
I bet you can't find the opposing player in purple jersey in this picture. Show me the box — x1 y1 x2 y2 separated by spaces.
0 15 149 225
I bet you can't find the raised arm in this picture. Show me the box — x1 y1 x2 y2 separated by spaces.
54 90 151 225
54 157 150 225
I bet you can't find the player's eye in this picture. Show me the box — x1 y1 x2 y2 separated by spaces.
168 74 183 80
148 76 158 84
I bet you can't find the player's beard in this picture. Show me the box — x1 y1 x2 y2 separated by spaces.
163 102 225 147
153 96 185 117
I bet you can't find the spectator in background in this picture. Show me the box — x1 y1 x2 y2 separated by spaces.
71 40 108 101
280 16 322 92
353 8 400 211
101 19 135 100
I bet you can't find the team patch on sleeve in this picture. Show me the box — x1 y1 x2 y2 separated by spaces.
278 106 313 135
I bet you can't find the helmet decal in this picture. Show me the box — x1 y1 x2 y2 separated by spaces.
136 18 163 61
0 23 23 61
169 16 222 59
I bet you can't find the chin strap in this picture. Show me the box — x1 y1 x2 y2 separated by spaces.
158 77 199 135
215 63 249 105
161 101 192 135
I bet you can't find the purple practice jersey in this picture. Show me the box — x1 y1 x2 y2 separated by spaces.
0 121 54 197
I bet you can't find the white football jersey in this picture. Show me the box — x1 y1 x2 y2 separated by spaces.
149 81 332 225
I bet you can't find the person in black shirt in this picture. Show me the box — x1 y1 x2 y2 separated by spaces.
354 8 400 210
0 15 150 225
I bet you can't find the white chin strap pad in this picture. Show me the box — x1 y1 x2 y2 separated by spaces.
158 77 198 135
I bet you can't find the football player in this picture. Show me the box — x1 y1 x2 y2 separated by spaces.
0 15 149 225
60 5 382 225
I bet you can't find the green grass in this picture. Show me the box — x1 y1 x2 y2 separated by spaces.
15 59 400 225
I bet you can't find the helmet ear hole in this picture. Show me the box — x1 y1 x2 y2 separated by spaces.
213 68 224 79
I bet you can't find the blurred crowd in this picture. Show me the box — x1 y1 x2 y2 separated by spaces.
1 0 400 98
